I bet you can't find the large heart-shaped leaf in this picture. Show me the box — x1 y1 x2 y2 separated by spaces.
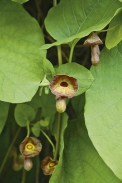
50 117 121 183
41 0 121 49
85 41 122 180
0 0 46 103
106 8 122 49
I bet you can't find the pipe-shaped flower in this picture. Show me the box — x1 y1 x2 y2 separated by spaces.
49 75 78 98
19 137 42 158
41 156 58 175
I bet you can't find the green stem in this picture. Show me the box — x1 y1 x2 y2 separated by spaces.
21 168 26 183
53 0 57 6
40 129 55 154
57 45 62 66
53 0 62 161
35 156 40 183
69 39 80 63
69 44 76 63
54 113 61 160
0 127 21 174
26 120 30 137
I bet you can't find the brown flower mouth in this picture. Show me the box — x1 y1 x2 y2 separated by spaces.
60 81 68 87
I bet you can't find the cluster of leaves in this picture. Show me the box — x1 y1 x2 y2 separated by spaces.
0 0 122 183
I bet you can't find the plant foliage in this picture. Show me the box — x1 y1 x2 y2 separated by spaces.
0 0 122 183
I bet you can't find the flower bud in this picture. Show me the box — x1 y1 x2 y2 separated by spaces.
24 157 33 171
91 45 100 66
56 97 66 113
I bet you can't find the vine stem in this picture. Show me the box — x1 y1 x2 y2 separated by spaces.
53 0 62 161
35 156 40 183
40 129 56 154
54 113 61 160
26 120 30 137
69 39 80 63
53 0 57 6
21 168 26 183
57 45 62 65
0 127 21 174
69 44 75 63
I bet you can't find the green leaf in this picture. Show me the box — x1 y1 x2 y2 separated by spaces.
56 63 94 96
41 0 121 49
71 93 85 116
50 118 121 183
28 90 56 117
31 121 40 137
12 0 29 4
39 91 56 117
85 41 122 180
0 0 46 103
14 104 36 127
40 117 50 127
0 101 9 133
43 58 55 81
106 8 122 49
